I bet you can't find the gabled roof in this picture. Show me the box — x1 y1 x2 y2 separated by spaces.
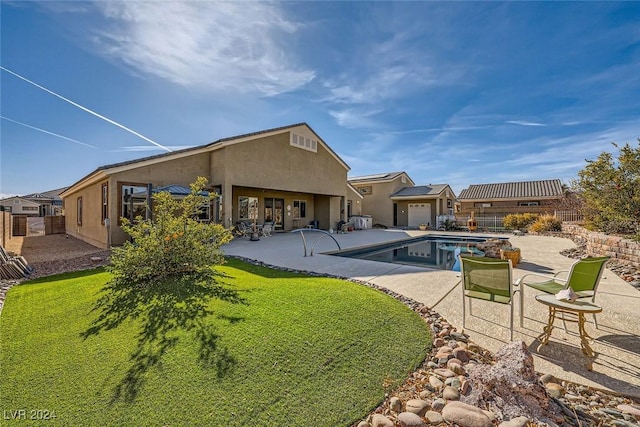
458 179 564 200
390 184 450 198
0 196 40 207
347 182 364 199
348 171 415 186
62 123 349 197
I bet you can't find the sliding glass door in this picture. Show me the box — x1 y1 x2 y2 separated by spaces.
264 198 284 230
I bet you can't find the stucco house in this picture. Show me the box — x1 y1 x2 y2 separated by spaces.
457 179 565 218
0 196 41 216
348 172 456 228
60 123 355 249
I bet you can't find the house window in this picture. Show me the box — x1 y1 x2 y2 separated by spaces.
359 186 373 195
22 206 38 212
518 201 540 206
102 183 108 224
120 183 148 222
77 197 83 225
238 196 258 221
474 202 492 208
447 200 452 208
293 200 306 219
195 204 211 222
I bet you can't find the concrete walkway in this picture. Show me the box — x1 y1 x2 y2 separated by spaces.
223 229 640 398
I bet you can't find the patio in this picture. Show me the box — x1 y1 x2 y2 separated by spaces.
223 229 640 398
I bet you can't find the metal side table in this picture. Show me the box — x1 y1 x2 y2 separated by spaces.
535 294 602 371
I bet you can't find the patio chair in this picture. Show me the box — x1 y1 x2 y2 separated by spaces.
459 256 519 341
260 222 273 237
235 221 252 239
516 256 609 329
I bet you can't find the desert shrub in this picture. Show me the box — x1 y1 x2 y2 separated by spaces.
503 213 539 230
529 214 562 233
575 141 640 237
108 177 232 287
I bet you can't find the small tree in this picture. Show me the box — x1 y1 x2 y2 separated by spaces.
575 141 640 236
108 177 232 287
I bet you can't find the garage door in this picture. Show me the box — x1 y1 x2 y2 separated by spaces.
408 203 431 227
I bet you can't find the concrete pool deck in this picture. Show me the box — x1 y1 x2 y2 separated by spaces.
223 229 640 398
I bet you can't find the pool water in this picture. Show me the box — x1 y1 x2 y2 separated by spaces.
329 234 500 270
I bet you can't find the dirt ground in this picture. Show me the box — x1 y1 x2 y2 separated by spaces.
4 234 105 263
2 235 111 279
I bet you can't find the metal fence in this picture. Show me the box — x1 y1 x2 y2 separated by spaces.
454 210 583 231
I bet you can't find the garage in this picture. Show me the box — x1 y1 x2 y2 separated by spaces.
408 203 431 227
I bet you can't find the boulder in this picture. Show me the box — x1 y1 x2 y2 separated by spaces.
405 399 430 416
371 414 394 427
397 411 426 427
462 341 564 424
475 239 513 258
442 401 493 427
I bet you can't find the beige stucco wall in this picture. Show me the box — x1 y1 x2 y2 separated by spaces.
353 177 407 227
108 153 211 245
213 127 348 228
64 179 109 249
63 125 350 245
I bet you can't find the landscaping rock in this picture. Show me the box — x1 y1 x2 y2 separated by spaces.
405 399 430 416
443 385 460 401
424 410 444 425
431 398 446 412
429 376 444 389
371 414 394 427
357 421 371 427
545 382 565 398
453 347 470 363
462 341 564 424
498 416 530 427
442 401 493 427
397 411 425 427
618 404 640 419
389 396 402 413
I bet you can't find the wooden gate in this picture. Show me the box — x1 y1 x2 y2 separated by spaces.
12 215 27 236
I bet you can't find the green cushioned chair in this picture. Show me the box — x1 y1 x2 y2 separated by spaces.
516 256 609 328
459 256 519 341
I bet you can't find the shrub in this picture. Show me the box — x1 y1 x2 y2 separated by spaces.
503 213 539 230
108 177 232 287
575 141 640 237
529 214 562 233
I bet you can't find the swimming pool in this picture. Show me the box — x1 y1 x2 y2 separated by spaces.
328 234 503 270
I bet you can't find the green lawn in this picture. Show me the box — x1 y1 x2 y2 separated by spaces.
0 258 431 426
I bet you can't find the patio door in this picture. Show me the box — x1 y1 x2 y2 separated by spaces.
264 198 284 230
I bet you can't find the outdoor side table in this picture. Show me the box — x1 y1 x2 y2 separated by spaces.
535 294 602 371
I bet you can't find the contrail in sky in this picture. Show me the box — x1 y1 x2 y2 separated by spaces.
1 116 98 149
0 66 172 152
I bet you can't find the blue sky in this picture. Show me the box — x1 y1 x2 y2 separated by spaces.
1 1 639 199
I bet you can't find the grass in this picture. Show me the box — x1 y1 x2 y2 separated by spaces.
0 258 431 426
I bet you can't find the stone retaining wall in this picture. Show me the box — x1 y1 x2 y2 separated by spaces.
562 224 640 267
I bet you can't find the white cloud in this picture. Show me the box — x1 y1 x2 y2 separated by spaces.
91 2 314 96
328 108 384 129
505 120 546 127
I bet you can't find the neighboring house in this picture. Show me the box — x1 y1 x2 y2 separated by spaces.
60 123 353 249
349 172 456 228
457 179 565 218
22 187 67 216
0 196 41 216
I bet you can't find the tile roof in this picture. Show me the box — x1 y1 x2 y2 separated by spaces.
390 185 449 198
457 179 564 200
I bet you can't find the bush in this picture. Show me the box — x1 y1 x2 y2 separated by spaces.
503 213 539 230
108 177 232 287
575 141 640 237
529 214 562 233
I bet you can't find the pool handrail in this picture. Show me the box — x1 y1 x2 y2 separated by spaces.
291 228 342 257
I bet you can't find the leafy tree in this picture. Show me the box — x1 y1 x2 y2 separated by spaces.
108 177 232 287
574 141 640 236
